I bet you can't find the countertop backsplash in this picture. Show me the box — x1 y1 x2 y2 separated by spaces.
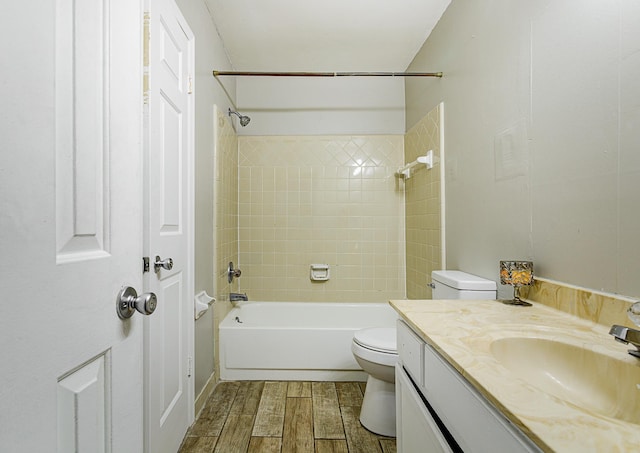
524 277 637 329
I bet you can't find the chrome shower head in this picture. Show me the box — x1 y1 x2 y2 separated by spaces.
228 108 251 127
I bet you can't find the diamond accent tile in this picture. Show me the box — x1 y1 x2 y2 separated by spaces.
237 135 405 302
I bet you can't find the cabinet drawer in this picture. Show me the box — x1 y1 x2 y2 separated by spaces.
424 343 541 453
397 320 424 388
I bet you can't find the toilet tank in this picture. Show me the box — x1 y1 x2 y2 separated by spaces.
431 270 497 300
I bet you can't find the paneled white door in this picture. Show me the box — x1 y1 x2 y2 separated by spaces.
145 0 195 451
0 1 144 452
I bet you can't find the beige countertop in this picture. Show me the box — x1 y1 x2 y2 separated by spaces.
390 299 640 452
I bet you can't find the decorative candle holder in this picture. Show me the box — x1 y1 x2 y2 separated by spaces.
499 260 534 306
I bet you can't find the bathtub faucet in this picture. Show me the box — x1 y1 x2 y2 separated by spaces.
230 292 248 302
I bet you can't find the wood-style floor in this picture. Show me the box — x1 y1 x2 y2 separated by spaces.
179 381 396 453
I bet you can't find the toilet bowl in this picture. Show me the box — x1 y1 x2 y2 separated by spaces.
351 327 397 437
349 271 496 438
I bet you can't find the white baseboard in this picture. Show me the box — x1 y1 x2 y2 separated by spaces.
194 372 218 418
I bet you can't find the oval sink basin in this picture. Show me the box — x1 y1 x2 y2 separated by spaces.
490 337 640 424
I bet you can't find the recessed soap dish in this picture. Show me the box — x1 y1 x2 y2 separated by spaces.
310 264 330 281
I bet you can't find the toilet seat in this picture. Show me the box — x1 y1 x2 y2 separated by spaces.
352 327 397 367
353 327 397 353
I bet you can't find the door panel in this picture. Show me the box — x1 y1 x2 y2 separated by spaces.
55 0 109 261
145 0 194 451
160 275 183 419
160 92 183 230
57 355 108 453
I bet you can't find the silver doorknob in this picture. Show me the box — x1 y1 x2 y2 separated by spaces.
116 286 158 319
154 256 173 272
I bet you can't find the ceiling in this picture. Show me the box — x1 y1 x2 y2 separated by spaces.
204 0 451 72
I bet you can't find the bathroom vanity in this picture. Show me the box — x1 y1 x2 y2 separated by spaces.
396 319 539 452
391 299 640 452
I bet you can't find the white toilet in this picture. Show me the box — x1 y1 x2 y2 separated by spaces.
351 270 497 437
351 327 397 436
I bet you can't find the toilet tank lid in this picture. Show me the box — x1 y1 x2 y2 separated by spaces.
431 270 497 291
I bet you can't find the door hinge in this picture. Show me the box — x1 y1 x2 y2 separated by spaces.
188 75 193 94
188 356 193 378
143 256 150 273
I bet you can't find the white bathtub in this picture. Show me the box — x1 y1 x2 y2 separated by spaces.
219 301 398 381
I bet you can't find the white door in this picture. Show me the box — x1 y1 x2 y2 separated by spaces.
145 0 195 451
0 1 144 452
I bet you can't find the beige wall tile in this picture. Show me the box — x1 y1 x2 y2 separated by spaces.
238 135 405 302
404 105 442 299
213 109 239 379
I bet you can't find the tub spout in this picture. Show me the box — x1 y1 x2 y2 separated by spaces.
230 292 248 302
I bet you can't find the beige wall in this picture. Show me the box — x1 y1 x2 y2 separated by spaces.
237 135 406 302
236 77 405 136
406 0 640 299
175 0 235 397
404 104 443 299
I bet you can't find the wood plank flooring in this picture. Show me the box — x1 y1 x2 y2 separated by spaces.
179 381 396 453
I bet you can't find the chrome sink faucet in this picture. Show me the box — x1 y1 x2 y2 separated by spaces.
609 325 640 358
610 300 640 358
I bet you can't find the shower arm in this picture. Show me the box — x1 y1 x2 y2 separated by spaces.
228 108 251 127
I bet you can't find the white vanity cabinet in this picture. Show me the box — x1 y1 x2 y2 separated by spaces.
396 320 542 453
396 363 455 452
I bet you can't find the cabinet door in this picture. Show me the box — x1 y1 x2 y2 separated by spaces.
396 364 454 453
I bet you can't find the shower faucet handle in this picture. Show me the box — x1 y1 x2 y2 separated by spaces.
228 261 242 283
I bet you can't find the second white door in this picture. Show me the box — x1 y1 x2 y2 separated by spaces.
145 0 195 451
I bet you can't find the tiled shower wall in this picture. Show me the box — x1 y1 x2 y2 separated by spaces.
213 108 238 377
404 104 442 299
237 136 405 302
214 110 239 298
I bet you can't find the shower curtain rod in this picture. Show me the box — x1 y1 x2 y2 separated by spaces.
213 70 443 78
